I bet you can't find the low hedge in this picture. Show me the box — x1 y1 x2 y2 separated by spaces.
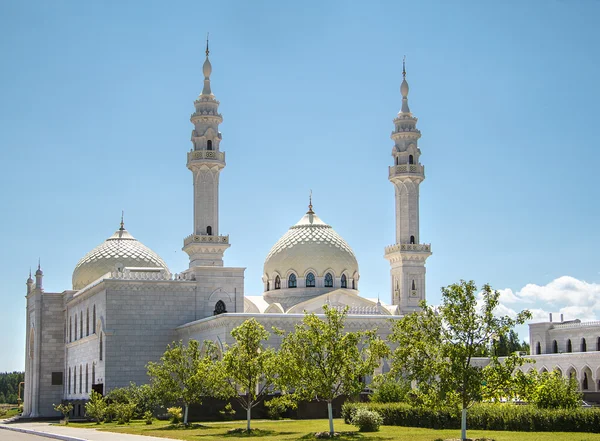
341 402 600 433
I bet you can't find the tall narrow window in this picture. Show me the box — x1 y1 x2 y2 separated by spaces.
306 272 315 287
581 338 587 352
80 314 83 339
79 365 82 394
567 339 572 353
74 314 78 340
99 333 103 361
597 337 600 351
86 308 89 336
275 276 281 290
207 140 213 150
214 300 227 315
266 281 270 291
409 154 414 164
410 235 415 244
73 367 76 394
341 274 347 288
583 372 589 390
324 273 333 288
92 364 95 386
207 226 212 235
395 157 399 165
93 305 96 334
352 279 355 289
85 364 89 392
68 367 71 394
69 317 72 342
288 274 297 288
552 340 558 353
536 342 541 355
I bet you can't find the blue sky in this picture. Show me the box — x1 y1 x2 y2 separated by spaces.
1 0 599 371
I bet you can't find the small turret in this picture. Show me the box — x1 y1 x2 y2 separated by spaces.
26 269 34 295
35 260 43 292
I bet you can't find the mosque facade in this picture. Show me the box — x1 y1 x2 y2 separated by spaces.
22 49 599 418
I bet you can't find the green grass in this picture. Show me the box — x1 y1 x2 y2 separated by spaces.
66 418 600 440
0 406 21 419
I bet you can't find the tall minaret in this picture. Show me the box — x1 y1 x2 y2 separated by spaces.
384 60 432 315
183 39 231 267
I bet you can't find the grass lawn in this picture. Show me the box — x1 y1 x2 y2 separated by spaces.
0 406 21 420
67 418 600 440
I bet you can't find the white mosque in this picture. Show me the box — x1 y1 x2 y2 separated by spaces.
22 47 600 418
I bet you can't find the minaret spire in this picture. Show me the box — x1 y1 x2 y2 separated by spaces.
120 210 125 231
384 64 431 315
184 36 230 267
307 189 314 214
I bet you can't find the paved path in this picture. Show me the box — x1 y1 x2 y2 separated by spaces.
0 430 52 441
0 422 176 441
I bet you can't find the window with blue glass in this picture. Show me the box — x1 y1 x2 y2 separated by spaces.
341 274 347 288
324 273 333 288
288 274 297 288
306 272 315 287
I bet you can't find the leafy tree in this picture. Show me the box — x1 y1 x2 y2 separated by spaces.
85 390 107 423
481 353 531 402
215 318 277 432
106 382 157 417
493 330 529 356
389 280 531 441
530 370 581 409
369 374 411 403
147 339 218 425
276 305 389 436
0 372 24 404
53 402 73 424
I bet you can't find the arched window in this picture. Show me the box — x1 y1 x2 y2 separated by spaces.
395 157 399 165
410 235 415 244
552 340 558 353
92 305 96 334
536 342 541 355
99 333 103 361
86 308 89 336
412 280 416 291
567 339 572 353
85 364 89 392
324 273 333 288
409 154 414 164
288 274 297 288
79 365 82 394
214 300 227 315
306 273 315 287
92 364 95 386
74 314 78 340
341 274 347 288
80 313 83 339
207 226 212 235
581 338 587 352
69 317 72 342
68 367 71 394
207 140 213 150
275 276 281 289
266 281 270 291
73 367 76 394
583 372 589 390
352 279 355 289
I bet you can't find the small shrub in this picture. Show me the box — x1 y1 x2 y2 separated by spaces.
0 408 7 418
144 410 153 425
53 402 73 425
85 391 107 424
351 408 383 432
265 399 287 420
219 403 236 421
167 406 183 424
369 374 411 403
109 402 136 424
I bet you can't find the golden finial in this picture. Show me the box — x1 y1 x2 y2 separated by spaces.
403 55 406 79
206 32 210 57
120 210 125 231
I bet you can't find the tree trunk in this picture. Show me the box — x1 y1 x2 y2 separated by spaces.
327 401 334 436
461 407 467 441
184 404 189 425
247 406 251 432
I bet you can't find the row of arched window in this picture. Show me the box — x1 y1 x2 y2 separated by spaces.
267 273 355 291
394 155 415 166
535 336 600 355
68 305 96 343
67 363 95 395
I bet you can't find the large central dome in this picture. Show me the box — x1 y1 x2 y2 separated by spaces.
72 224 169 290
263 206 359 309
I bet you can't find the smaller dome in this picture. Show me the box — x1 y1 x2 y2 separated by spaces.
72 225 169 290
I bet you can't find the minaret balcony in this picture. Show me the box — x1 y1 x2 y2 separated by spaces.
385 243 431 254
389 164 424 178
187 150 225 162
183 234 229 247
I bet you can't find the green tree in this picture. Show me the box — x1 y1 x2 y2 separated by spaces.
215 318 277 432
389 280 531 441
106 382 157 417
85 390 107 423
147 339 217 425
0 372 24 404
53 402 73 424
493 330 529 356
531 370 581 409
481 353 531 402
277 305 389 436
